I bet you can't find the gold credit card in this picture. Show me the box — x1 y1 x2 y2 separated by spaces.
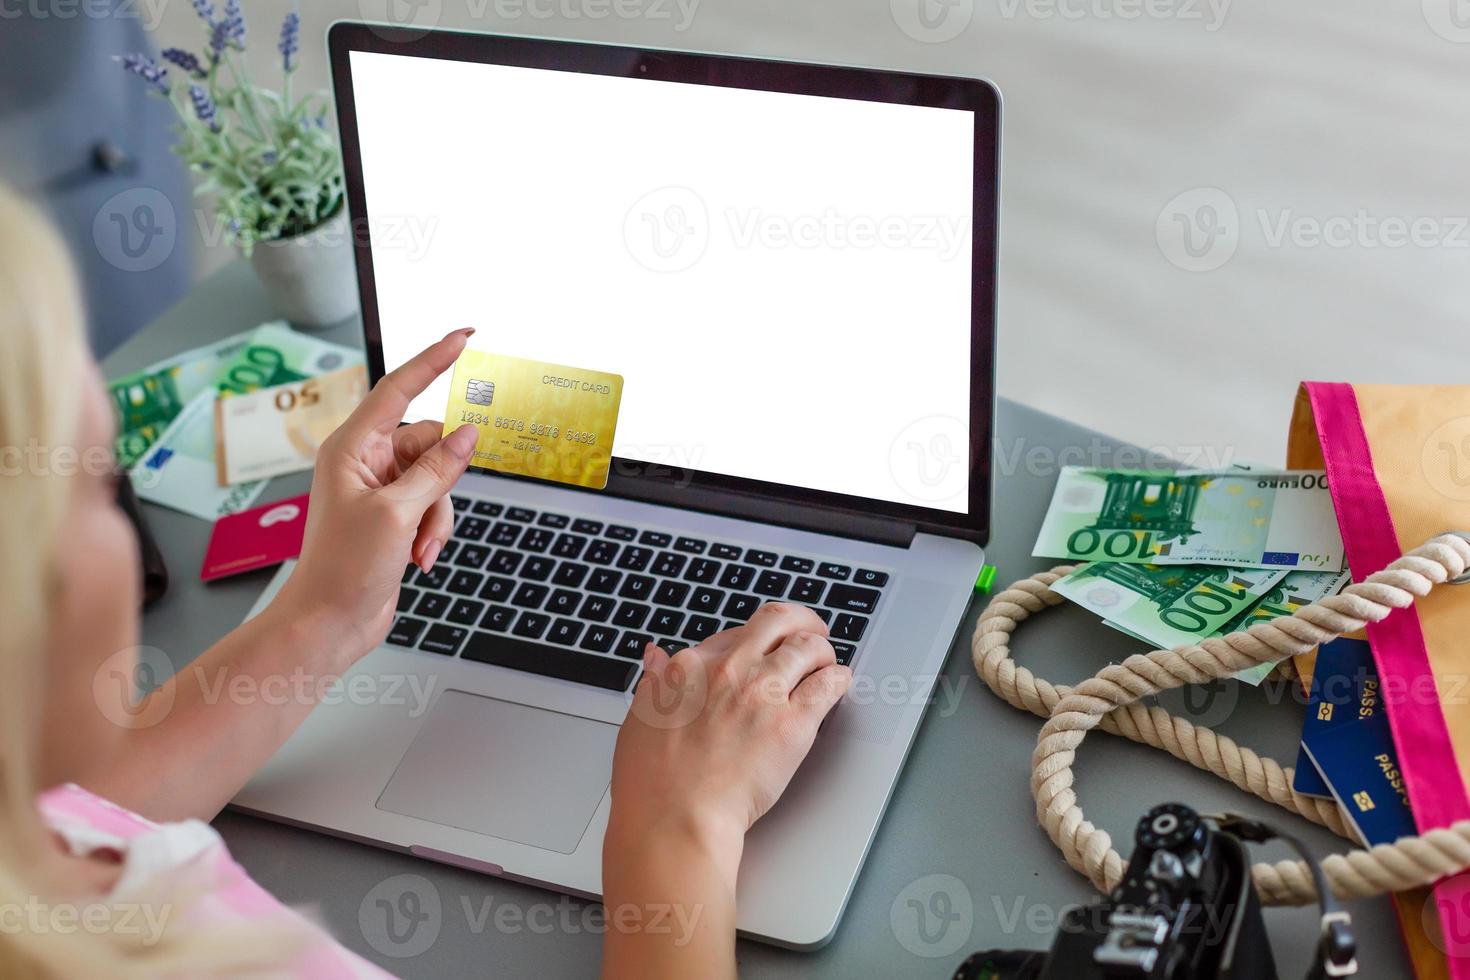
443 350 624 490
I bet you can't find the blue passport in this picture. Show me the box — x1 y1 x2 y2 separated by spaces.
1293 637 1377 798
1302 706 1417 845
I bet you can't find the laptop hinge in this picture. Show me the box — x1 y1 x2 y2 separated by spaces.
611 480 918 549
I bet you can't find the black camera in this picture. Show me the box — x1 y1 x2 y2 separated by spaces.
955 804 1357 980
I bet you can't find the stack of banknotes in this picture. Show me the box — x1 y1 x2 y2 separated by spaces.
1032 466 1349 685
109 323 364 521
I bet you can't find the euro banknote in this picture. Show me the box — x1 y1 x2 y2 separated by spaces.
1033 467 1344 572
215 323 360 397
132 390 266 520
215 365 368 485
108 332 255 468
1217 569 1352 684
1052 563 1289 653
107 322 362 471
1102 568 1351 685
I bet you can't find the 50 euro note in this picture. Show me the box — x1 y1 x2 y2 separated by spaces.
215 365 368 485
1033 467 1345 572
1102 568 1351 685
1052 562 1289 652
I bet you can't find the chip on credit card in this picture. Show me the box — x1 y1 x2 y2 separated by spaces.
444 350 624 490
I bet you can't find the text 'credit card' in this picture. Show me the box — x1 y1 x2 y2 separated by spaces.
444 350 624 490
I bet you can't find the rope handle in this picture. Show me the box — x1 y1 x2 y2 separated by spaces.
972 532 1470 905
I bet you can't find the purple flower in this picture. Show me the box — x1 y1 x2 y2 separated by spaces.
208 19 230 59
220 0 245 47
192 0 215 24
189 85 221 133
116 53 168 93
278 12 300 73
161 47 207 79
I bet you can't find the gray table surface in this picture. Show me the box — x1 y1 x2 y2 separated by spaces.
104 262 1409 979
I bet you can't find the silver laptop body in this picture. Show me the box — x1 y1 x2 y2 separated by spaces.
233 23 1000 950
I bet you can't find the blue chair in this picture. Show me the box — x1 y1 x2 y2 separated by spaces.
0 6 194 357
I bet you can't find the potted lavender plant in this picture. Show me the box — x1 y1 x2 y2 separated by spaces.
118 2 357 328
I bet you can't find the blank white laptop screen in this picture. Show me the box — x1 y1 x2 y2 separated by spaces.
349 50 976 514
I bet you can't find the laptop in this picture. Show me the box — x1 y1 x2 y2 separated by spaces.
234 23 1000 950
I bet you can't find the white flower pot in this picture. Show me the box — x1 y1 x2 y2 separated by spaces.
249 208 360 329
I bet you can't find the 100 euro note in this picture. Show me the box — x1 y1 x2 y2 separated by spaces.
1033 467 1345 571
108 331 257 468
1217 569 1352 684
215 322 361 396
1102 568 1350 685
1052 563 1289 652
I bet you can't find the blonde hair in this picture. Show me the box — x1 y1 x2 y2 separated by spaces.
0 186 296 978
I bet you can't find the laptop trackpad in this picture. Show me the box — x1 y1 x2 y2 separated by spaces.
376 690 618 855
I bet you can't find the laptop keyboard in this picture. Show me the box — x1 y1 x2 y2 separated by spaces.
385 494 891 693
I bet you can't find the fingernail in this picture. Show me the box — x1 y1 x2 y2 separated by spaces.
419 539 443 573
642 642 660 669
456 327 475 338
449 424 477 460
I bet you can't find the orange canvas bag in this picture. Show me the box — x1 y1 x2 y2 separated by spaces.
1289 382 1470 978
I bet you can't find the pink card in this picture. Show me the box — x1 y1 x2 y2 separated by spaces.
200 493 311 582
